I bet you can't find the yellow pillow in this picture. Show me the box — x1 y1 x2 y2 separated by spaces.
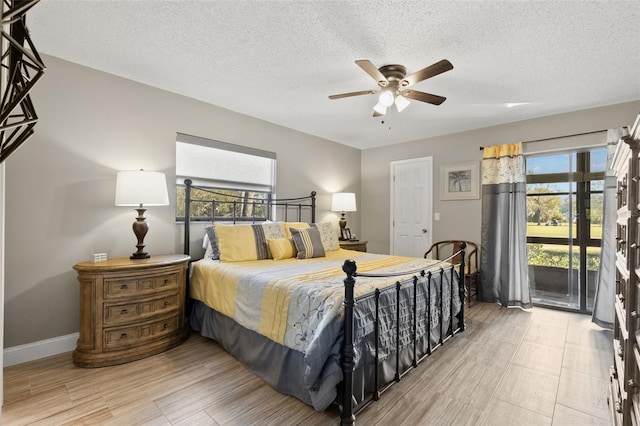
267 238 297 260
214 222 285 262
283 222 310 237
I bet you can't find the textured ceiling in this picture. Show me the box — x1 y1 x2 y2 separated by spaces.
28 1 640 150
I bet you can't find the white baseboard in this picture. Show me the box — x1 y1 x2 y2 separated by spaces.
3 333 78 367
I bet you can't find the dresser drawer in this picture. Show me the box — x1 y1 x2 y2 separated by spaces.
103 293 180 325
103 314 181 350
104 271 178 299
73 255 190 367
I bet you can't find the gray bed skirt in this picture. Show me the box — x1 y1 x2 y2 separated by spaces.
190 300 343 410
190 270 459 414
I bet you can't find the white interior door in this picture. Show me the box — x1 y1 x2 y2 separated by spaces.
390 157 433 257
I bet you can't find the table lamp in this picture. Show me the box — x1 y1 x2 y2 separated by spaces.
331 192 357 237
115 169 169 259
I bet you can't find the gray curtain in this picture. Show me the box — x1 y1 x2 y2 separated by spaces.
592 128 628 329
480 143 532 308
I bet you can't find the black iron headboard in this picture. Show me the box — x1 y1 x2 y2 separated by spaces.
182 178 317 256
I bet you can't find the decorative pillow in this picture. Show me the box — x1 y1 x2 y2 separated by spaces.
312 222 339 251
266 237 297 260
290 227 326 259
203 234 214 259
215 222 286 262
284 222 310 237
261 222 286 240
203 225 220 260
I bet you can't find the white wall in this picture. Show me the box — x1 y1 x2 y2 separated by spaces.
3 55 361 348
361 101 640 255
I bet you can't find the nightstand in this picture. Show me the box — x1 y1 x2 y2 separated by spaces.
339 240 368 252
72 254 190 367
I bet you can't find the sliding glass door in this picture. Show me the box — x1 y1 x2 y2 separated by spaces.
525 148 606 312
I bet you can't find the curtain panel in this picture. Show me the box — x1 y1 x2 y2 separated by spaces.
592 128 628 329
480 143 532 308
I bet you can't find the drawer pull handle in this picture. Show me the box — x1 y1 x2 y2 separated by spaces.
164 279 170 284
120 333 127 338
121 309 128 314
164 301 170 306
163 323 169 329
120 284 128 290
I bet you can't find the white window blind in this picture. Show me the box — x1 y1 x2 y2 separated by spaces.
176 133 275 192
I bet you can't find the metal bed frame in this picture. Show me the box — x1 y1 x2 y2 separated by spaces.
182 179 465 425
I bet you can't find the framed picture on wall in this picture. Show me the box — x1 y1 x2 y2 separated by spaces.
441 161 480 200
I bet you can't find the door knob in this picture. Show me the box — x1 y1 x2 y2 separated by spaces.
422 229 428 233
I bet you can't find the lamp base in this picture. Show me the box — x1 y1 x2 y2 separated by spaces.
338 212 349 240
130 251 150 260
339 212 347 229
131 207 150 260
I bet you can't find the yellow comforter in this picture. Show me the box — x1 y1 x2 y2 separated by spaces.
190 249 444 353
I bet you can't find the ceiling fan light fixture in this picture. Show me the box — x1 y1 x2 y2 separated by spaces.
328 59 453 115
378 90 395 107
395 95 410 112
373 102 387 115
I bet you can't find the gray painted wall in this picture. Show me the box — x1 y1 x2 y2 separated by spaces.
3 53 638 349
3 55 361 348
361 101 640 255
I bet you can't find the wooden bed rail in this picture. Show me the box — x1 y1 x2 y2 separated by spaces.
340 243 466 425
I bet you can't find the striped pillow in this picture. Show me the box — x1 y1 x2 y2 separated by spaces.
214 222 286 262
290 227 326 259
203 225 220 260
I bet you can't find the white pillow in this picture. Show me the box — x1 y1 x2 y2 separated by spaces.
312 222 339 251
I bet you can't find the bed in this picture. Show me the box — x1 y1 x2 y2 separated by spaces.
182 180 466 425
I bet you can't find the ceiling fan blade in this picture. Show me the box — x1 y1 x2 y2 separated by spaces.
355 60 388 86
328 89 376 100
402 90 447 105
401 59 453 87
373 110 384 117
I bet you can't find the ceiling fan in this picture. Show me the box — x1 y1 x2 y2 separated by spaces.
328 59 453 116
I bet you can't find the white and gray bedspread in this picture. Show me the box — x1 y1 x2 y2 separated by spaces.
189 249 461 410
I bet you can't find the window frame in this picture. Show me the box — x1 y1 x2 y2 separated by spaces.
175 133 276 222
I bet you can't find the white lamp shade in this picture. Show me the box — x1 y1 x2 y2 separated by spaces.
378 91 395 107
373 102 387 115
331 192 357 212
395 95 410 112
115 170 169 206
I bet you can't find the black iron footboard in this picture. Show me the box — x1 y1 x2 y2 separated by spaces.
339 244 466 425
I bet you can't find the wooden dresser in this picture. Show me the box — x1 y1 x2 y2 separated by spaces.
72 254 191 367
610 114 640 425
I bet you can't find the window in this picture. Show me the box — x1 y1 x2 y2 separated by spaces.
525 148 606 311
175 133 276 221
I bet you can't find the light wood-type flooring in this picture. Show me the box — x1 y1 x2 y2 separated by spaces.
3 302 612 425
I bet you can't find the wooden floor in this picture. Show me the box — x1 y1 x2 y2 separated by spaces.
3 302 613 425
